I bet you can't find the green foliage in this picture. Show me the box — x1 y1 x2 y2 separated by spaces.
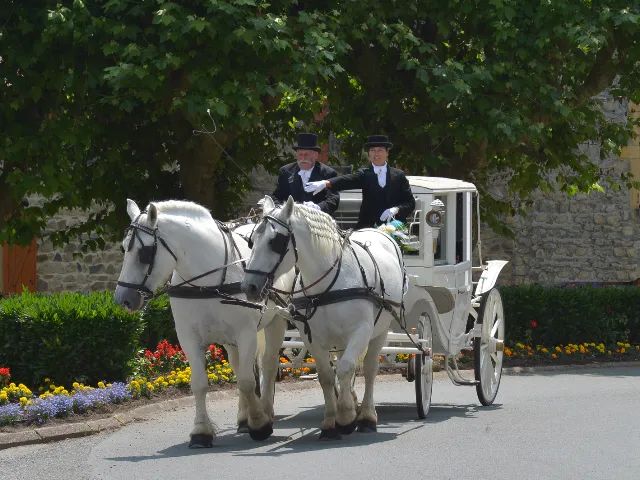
1 1 639 244
0 0 347 245
501 285 640 345
0 291 143 386
139 294 178 349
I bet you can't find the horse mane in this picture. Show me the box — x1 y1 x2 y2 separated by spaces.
292 204 341 256
149 200 213 222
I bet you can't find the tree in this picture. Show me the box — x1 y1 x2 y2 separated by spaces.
2 1 640 245
0 0 346 245
312 0 640 231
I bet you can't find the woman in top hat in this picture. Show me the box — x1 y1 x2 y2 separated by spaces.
272 132 340 215
305 134 415 229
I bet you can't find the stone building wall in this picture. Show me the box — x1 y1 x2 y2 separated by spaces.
36 213 122 293
482 97 640 285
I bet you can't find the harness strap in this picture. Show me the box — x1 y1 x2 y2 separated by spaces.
167 281 243 298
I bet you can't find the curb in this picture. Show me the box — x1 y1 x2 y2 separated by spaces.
1 361 638 451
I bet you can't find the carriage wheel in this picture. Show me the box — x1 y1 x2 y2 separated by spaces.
414 314 433 419
474 288 505 406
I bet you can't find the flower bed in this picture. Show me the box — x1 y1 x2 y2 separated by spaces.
0 341 235 428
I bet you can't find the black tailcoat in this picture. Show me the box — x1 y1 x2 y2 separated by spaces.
272 162 340 215
329 165 415 228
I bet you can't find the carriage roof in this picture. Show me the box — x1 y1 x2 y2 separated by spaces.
407 176 477 194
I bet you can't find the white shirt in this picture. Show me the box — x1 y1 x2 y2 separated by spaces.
372 163 387 188
298 168 312 185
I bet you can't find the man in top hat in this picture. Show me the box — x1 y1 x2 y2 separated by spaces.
272 132 340 215
304 134 415 229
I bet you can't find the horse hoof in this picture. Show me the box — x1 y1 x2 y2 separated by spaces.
357 419 377 433
249 423 273 441
237 420 249 434
319 428 341 440
189 433 214 448
336 420 357 435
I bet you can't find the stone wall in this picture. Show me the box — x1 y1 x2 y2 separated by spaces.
36 213 122 293
481 97 640 285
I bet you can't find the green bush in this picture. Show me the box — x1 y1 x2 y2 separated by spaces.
0 291 143 386
500 285 640 345
139 294 178 349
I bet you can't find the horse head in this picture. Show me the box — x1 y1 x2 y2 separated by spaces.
242 195 296 301
114 199 178 311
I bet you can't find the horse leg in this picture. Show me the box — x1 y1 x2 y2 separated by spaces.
335 324 372 434
307 345 341 440
236 333 272 441
180 341 215 447
226 344 249 433
356 332 387 433
260 316 286 422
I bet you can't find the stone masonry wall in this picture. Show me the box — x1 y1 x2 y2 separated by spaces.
36 212 122 293
481 96 640 285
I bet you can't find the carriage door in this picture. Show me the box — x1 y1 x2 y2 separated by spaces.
449 192 472 348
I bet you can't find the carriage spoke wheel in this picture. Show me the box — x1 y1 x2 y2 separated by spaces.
474 288 505 406
414 314 433 419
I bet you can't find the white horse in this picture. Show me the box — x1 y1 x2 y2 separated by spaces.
114 199 292 446
242 196 405 438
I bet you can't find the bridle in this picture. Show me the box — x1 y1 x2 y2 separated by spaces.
245 213 345 297
116 212 177 296
244 214 298 282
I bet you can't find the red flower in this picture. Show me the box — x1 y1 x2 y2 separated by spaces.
530 319 538 329
0 367 10 377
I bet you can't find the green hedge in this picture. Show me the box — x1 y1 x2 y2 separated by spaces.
140 294 178 348
501 285 640 345
0 291 144 386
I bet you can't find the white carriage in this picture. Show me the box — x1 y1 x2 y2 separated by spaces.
280 176 508 418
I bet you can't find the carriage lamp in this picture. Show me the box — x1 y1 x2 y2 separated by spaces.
426 199 445 255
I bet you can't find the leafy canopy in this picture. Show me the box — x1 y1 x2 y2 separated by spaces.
1 0 639 245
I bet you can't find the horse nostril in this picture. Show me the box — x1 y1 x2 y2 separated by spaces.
123 300 131 308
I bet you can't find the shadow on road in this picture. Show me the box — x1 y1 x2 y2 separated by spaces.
103 401 496 462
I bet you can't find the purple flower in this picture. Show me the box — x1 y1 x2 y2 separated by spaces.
25 395 74 424
0 403 23 426
72 383 131 413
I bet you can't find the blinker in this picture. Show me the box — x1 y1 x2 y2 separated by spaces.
269 232 289 255
138 245 157 264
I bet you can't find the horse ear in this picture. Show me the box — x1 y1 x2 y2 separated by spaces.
281 196 295 219
148 203 158 228
126 199 140 221
261 195 275 214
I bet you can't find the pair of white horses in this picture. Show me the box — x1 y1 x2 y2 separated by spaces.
114 196 404 446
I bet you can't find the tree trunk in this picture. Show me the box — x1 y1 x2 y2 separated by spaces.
178 133 226 218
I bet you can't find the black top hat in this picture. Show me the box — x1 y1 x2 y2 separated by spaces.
293 132 321 152
364 134 393 150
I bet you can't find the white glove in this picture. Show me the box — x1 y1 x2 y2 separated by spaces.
304 180 328 194
380 207 399 222
303 201 321 211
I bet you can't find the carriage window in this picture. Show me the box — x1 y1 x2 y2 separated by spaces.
431 196 447 265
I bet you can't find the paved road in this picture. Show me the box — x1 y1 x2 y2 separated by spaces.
1 366 639 480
